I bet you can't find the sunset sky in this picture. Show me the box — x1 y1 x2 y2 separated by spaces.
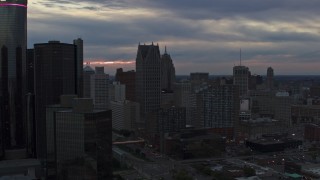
28 0 320 75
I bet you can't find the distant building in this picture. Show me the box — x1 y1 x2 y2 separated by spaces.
190 72 209 83
115 68 136 101
158 107 186 133
304 124 320 142
83 65 95 98
161 47 175 91
249 90 275 118
135 43 161 127
233 66 249 97
173 82 196 126
110 100 140 131
163 129 225 159
291 105 320 125
109 81 126 102
46 96 112 179
274 91 293 127
91 67 109 109
203 85 240 130
267 67 274 90
238 118 285 140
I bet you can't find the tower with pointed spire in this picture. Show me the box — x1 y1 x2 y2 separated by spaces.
161 46 175 91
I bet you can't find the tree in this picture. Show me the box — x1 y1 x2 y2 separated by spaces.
243 166 256 177
172 169 193 180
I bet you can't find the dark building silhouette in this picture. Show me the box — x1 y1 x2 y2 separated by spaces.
83 65 95 98
0 0 28 159
26 49 36 157
115 68 136 101
34 40 81 162
190 72 209 83
74 38 84 97
46 96 112 179
161 47 175 91
233 65 249 97
267 67 274 90
135 43 161 126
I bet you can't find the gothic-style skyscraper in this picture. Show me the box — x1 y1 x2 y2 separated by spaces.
135 43 161 124
0 0 28 158
161 46 175 91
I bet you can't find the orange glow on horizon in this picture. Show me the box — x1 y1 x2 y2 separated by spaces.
84 60 134 65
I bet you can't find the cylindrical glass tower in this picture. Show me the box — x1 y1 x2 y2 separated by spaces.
0 0 27 158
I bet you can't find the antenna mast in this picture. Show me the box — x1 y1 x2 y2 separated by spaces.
240 48 242 66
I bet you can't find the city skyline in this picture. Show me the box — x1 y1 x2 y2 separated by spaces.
28 0 320 75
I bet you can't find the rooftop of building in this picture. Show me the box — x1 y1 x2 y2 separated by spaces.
0 159 40 169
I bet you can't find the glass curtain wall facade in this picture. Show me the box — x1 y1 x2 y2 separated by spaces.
0 0 27 158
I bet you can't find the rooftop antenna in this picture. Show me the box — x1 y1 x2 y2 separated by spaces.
240 48 242 66
165 46 167 54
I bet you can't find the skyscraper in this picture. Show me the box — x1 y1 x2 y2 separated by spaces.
161 47 175 91
233 66 249 97
90 67 109 109
83 65 95 98
34 40 79 160
267 67 274 90
135 43 161 125
0 0 28 158
73 38 84 97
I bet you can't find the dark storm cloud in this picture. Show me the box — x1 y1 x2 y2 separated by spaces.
30 0 320 74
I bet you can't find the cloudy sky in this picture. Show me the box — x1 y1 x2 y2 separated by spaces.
28 0 320 75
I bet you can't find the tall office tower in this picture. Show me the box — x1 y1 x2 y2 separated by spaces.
73 38 84 97
83 65 95 98
91 67 109 109
274 91 293 128
203 85 239 130
267 67 274 90
34 41 78 160
26 49 36 157
161 47 175 91
173 82 196 126
233 66 249 97
135 43 161 125
115 68 135 101
0 0 28 159
46 97 112 179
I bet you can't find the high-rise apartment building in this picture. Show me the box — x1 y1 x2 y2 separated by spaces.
233 66 249 97
115 68 136 101
203 85 239 129
135 43 161 125
267 67 274 90
34 40 80 160
0 0 28 158
91 67 109 109
161 47 175 91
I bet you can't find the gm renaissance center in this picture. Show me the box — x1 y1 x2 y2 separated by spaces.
0 0 28 159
